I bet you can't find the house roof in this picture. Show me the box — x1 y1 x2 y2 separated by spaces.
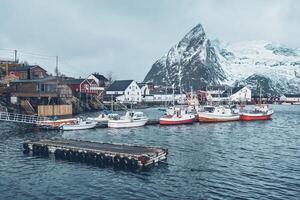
64 78 86 84
8 65 47 72
11 76 57 83
106 80 134 91
92 74 108 82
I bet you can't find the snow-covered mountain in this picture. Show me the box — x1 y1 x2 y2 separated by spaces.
144 23 300 95
214 40 300 95
143 24 226 91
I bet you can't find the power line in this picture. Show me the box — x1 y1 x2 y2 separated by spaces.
18 51 56 58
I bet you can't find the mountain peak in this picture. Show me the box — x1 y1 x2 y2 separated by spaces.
178 23 206 49
144 23 226 90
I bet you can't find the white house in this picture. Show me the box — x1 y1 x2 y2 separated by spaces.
106 80 142 103
228 86 252 102
280 94 300 103
208 86 251 102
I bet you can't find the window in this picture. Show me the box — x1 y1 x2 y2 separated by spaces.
137 92 139 95
127 92 129 95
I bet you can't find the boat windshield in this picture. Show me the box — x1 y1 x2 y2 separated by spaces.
203 106 215 113
134 112 144 118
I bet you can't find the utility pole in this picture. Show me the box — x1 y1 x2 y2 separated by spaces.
14 50 17 63
5 61 8 76
55 56 59 77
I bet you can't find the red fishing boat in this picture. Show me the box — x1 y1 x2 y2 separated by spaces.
239 105 273 121
239 88 274 121
159 107 195 125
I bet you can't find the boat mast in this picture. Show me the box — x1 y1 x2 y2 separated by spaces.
172 84 175 107
165 86 167 107
111 94 113 112
229 87 232 106
259 87 262 105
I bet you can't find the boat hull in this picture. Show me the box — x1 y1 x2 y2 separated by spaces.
108 119 148 128
87 118 108 125
159 115 195 125
240 113 272 121
197 113 240 123
61 123 97 131
39 118 77 128
159 118 194 125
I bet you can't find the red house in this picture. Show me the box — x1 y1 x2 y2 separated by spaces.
64 78 99 94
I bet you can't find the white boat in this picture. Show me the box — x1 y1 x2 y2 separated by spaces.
108 111 148 128
87 113 120 125
60 119 98 131
197 105 240 123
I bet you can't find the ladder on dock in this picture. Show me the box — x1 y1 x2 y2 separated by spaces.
21 100 36 115
0 112 49 125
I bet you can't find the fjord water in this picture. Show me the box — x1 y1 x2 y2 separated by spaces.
0 105 299 200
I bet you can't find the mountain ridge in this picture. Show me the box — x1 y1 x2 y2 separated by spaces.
144 23 300 95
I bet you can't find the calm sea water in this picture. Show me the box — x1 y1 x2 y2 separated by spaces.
0 105 299 200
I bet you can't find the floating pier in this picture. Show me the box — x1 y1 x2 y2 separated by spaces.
23 139 168 171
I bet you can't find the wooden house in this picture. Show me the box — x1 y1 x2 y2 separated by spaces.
8 65 47 80
10 77 73 115
10 77 72 98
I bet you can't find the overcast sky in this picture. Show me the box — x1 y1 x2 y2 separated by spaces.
0 0 299 81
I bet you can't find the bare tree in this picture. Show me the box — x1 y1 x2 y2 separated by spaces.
106 71 115 85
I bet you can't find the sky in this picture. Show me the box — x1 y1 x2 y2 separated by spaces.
0 0 299 81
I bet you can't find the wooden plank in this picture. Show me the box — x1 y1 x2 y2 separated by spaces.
38 105 72 116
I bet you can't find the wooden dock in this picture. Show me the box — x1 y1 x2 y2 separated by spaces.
23 139 168 171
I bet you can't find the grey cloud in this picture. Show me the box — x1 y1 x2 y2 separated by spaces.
0 0 299 81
